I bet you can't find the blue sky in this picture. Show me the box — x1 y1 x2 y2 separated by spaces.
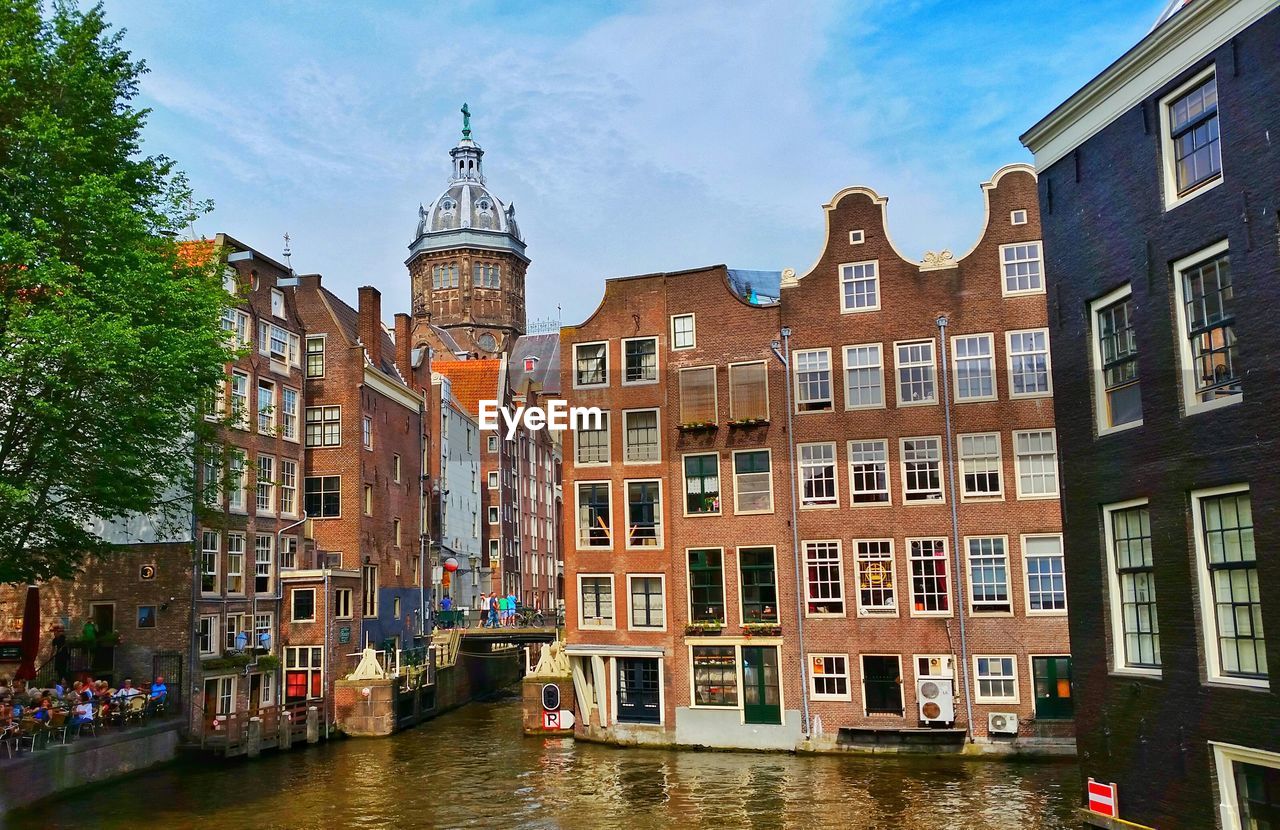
106 0 1163 326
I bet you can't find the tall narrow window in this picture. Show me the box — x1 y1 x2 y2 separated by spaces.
799 443 838 507
848 440 889 504
200 531 219 594
855 540 895 615
576 482 611 548
281 388 299 441
840 260 880 312
1165 70 1221 197
226 533 245 594
1007 329 1052 397
623 337 658 384
228 451 246 511
952 334 995 401
732 450 773 514
958 433 1002 499
895 341 936 405
256 455 275 514
1104 502 1159 670
843 344 883 409
1093 286 1142 431
671 314 696 349
1175 244 1240 411
1194 488 1266 682
626 480 662 548
794 349 832 412
739 547 778 623
623 409 659 463
1025 535 1067 614
804 540 844 616
579 576 614 628
728 362 768 421
306 336 325 378
967 537 1010 614
254 535 273 594
679 367 717 425
628 576 664 629
230 371 250 428
1000 241 1044 295
683 454 720 516
1014 430 1059 498
909 539 949 614
574 342 608 387
362 416 372 450
688 549 724 623
575 411 610 465
692 646 737 706
901 437 943 502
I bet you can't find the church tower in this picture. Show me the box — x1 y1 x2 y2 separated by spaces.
407 105 527 354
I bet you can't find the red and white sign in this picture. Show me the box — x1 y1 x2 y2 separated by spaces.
542 710 560 729
1087 778 1118 818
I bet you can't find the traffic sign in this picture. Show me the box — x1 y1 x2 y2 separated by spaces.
1087 778 1118 818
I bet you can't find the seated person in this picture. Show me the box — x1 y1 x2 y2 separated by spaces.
71 693 94 725
32 698 53 722
112 678 143 702
149 675 167 700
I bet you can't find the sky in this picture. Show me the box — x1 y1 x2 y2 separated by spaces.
102 0 1164 327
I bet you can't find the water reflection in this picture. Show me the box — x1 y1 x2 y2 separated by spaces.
3 694 1079 830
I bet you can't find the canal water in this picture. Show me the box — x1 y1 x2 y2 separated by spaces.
3 693 1081 829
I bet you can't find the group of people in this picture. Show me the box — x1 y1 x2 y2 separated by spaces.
479 592 521 628
0 674 169 746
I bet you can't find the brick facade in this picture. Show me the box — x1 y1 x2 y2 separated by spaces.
562 167 1071 751
1023 4 1280 826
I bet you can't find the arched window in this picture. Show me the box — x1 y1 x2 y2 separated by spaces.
431 265 441 290
450 264 460 288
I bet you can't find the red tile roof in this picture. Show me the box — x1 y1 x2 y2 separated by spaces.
176 239 217 267
434 359 504 417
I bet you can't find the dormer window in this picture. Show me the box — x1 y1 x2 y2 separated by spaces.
477 198 491 212
524 356 538 372
440 198 456 212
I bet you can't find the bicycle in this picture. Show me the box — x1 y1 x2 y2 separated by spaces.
514 607 545 628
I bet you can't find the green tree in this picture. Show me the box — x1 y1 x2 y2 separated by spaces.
0 1 233 582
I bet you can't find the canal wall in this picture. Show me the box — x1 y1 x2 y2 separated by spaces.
435 644 522 715
0 719 183 814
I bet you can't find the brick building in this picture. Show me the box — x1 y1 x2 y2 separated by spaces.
290 277 428 714
562 166 1071 752
1021 1 1280 826
429 371 483 609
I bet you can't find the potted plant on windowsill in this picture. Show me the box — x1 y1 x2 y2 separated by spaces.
727 417 770 428
677 421 718 433
684 621 725 636
742 621 782 637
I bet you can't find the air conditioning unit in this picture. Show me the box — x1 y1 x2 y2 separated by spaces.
988 711 1019 735
916 678 955 724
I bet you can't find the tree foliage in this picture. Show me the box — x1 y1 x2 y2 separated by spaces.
0 1 232 582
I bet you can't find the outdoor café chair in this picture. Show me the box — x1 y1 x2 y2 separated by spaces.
124 696 146 725
75 714 97 739
17 718 45 752
48 710 72 744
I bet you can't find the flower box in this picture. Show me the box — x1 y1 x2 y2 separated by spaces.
677 421 718 433
684 623 725 636
728 418 770 428
742 623 782 637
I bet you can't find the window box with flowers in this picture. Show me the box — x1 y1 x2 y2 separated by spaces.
684 621 725 636
742 622 782 637
678 421 718 433
728 418 770 428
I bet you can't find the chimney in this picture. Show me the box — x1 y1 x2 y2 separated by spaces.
357 285 382 369
394 312 413 385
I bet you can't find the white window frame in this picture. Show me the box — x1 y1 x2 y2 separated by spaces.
839 259 880 313
1160 65 1224 211
1010 209 1028 225
362 416 372 450
727 360 770 422
621 408 660 465
731 448 774 515
305 405 342 448
964 535 1012 616
802 540 845 618
957 432 1003 501
1013 429 1060 500
950 333 997 403
848 229 865 244
847 439 890 507
853 539 897 617
623 478 664 550
291 588 316 623
1171 239 1240 416
894 340 937 406
1022 533 1068 618
1090 284 1143 435
1005 328 1053 399
858 654 905 717
907 537 951 618
681 451 721 518
793 348 833 413
487 471 499 489
305 335 326 378
572 341 609 389
670 313 696 350
973 655 1020 704
488 506 498 524
626 573 667 632
842 343 884 410
281 387 300 442
808 653 852 701
270 288 285 318
900 436 944 504
621 336 660 386
1191 484 1267 689
578 574 616 630
685 547 727 625
999 241 1045 297
1210 741 1280 830
798 442 839 509
198 616 218 657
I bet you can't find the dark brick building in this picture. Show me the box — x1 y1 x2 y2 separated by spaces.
561 166 1070 752
1022 1 1280 826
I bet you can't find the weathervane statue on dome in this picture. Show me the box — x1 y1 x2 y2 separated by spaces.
461 102 472 140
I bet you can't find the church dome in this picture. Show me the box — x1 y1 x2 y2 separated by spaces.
411 107 525 256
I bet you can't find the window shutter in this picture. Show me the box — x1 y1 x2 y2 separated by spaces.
680 367 717 424
730 363 768 420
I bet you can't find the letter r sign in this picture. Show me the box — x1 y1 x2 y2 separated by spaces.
542 710 560 729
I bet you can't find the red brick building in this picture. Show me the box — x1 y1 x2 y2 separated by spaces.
289 278 428 715
562 166 1071 752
